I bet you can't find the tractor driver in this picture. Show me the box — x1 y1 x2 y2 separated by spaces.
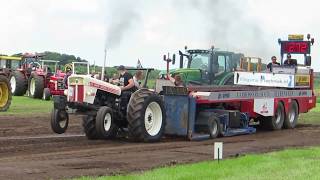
117 65 135 92
63 66 72 89
117 65 136 113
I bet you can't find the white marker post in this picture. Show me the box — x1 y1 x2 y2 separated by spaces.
214 142 223 162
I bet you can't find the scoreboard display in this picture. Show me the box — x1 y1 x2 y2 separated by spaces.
281 41 311 54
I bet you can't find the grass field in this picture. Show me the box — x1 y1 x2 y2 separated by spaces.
299 101 320 124
76 147 320 180
3 96 52 116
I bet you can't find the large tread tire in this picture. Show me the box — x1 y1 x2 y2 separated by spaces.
95 106 118 139
28 74 44 99
283 100 299 129
0 75 12 111
43 88 51 101
82 115 99 140
10 71 27 96
50 108 69 134
260 102 285 130
127 89 166 142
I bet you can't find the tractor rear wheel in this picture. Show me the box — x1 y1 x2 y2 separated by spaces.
260 102 285 130
0 75 12 111
95 106 118 139
283 101 299 129
10 71 27 96
28 74 44 99
127 89 166 142
50 108 69 134
43 88 51 100
82 115 99 140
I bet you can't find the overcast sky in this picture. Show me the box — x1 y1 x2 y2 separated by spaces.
1 0 319 70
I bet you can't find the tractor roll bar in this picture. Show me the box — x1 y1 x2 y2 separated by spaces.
126 68 154 88
72 62 90 75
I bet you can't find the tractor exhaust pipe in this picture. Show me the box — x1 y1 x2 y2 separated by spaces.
101 48 107 81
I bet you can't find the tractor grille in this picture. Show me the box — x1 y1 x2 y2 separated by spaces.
57 79 65 90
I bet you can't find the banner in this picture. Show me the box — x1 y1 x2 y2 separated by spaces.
234 72 294 88
295 75 310 86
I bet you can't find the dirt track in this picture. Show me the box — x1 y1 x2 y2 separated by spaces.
1 114 320 180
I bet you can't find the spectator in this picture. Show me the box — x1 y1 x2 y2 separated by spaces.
133 70 144 89
168 73 185 87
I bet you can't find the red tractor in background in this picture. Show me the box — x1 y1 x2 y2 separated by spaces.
29 60 63 100
10 52 63 99
45 68 66 100
10 53 44 96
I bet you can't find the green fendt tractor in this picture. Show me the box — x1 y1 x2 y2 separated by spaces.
161 46 244 86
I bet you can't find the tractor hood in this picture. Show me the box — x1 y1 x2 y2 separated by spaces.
68 75 121 97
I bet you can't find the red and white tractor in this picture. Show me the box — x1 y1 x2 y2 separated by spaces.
51 68 164 142
47 62 90 100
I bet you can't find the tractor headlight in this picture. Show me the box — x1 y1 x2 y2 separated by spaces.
86 89 95 96
64 89 68 96
69 77 84 85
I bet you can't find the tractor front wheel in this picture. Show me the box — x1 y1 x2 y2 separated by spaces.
43 88 51 100
127 89 166 142
95 106 118 139
28 74 44 99
50 108 69 134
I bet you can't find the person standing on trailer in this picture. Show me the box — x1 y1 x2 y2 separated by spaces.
284 53 297 66
267 56 280 71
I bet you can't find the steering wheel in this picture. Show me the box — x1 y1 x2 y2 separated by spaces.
200 64 208 71
28 61 41 68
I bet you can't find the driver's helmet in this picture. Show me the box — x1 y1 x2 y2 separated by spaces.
66 66 72 72
65 64 72 73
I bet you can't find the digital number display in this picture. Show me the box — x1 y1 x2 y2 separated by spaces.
281 41 310 54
